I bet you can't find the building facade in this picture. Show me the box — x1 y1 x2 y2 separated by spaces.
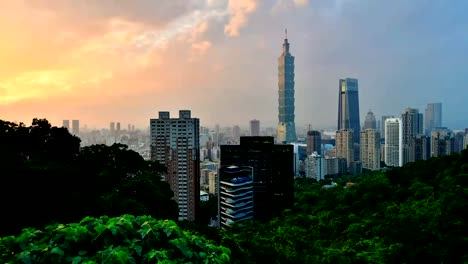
72 120 80 135
250 119 260 136
430 128 454 157
337 78 360 144
335 129 354 170
62 120 70 130
305 152 324 181
381 115 394 140
401 108 423 165
220 137 294 221
360 129 381 170
363 110 377 130
218 166 254 228
385 118 403 167
306 130 321 156
150 110 200 221
277 33 297 143
425 103 442 136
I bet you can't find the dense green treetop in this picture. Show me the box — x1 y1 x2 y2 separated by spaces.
0 214 230 264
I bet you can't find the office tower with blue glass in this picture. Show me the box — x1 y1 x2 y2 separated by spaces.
337 78 360 142
277 30 297 143
338 78 360 160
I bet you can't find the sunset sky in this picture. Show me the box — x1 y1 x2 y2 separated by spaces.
1 0 467 130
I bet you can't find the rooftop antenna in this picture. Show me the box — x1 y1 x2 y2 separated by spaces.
285 28 288 39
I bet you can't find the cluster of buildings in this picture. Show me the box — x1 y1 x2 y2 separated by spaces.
63 119 150 159
63 32 467 228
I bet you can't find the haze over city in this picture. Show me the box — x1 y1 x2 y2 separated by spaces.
1 0 467 129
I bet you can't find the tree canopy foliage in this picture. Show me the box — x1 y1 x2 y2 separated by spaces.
220 150 468 263
0 119 177 236
0 214 230 263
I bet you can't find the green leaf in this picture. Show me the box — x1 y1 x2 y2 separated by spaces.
94 224 106 236
51 247 64 256
79 216 95 224
72 256 82 264
115 250 130 264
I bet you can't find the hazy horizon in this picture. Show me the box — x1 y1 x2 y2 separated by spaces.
1 0 468 130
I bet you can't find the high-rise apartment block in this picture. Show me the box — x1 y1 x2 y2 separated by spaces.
62 120 70 130
218 166 254 228
381 115 394 140
360 129 381 170
232 125 240 141
220 137 294 221
277 32 297 143
411 135 431 161
337 78 360 144
72 120 80 135
305 152 324 181
250 119 260 136
110 122 115 133
401 108 423 165
306 130 321 156
430 128 454 157
363 110 377 130
150 110 200 221
425 103 442 136
464 134 468 150
384 118 403 167
335 129 354 170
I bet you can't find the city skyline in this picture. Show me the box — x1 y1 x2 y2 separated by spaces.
1 1 468 129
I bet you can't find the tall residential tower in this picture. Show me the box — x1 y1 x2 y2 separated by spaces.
277 30 297 143
150 110 200 221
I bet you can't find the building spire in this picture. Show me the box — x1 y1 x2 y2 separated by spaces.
285 28 287 39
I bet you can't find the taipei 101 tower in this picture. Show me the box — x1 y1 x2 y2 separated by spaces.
277 29 297 143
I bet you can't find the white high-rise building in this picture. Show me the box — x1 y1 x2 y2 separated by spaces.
385 118 403 167
150 110 200 221
305 152 324 181
360 129 381 170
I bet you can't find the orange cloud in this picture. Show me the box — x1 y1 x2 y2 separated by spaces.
224 0 258 37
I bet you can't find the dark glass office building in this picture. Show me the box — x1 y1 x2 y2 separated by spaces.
277 32 297 143
220 137 294 222
337 78 360 143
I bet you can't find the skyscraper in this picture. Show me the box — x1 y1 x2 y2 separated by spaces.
363 110 377 130
306 130 321 156
360 129 381 170
401 108 423 165
385 118 403 167
250 119 260 136
150 110 200 221
277 30 297 143
425 103 442 136
337 78 360 144
72 120 79 135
